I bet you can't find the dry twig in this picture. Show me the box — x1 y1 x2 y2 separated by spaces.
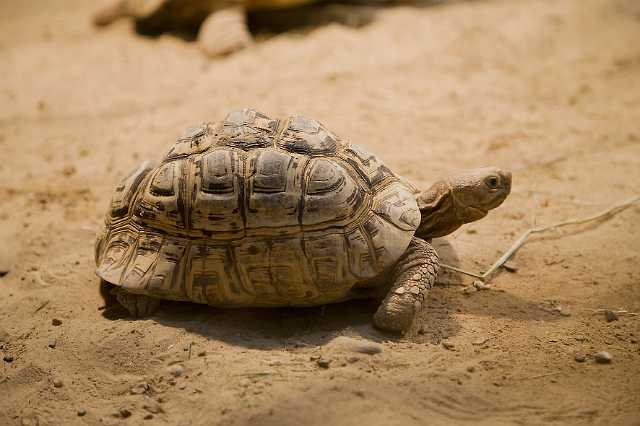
442 195 640 283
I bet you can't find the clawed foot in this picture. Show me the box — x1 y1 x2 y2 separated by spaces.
115 289 161 317
198 8 252 57
373 293 419 332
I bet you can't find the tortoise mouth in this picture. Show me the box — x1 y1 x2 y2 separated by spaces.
463 205 489 222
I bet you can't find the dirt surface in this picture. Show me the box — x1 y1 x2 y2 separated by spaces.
1 0 640 425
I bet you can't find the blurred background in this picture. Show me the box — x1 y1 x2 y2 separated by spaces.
1 1 639 425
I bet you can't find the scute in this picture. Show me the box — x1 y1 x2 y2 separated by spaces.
247 149 302 228
373 184 421 231
278 114 339 155
136 160 184 231
344 144 393 186
218 108 278 150
109 161 153 217
302 158 365 226
191 149 243 233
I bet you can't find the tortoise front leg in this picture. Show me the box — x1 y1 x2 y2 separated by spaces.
198 6 252 57
373 237 439 332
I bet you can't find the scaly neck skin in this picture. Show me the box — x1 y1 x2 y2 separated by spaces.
415 180 467 239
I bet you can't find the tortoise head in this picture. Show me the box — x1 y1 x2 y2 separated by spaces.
415 167 511 239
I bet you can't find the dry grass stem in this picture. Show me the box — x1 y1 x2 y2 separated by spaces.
442 195 640 283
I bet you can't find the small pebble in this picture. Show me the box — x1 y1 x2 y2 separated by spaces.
472 337 489 346
316 359 331 369
442 341 455 350
472 280 491 291
119 408 132 418
346 356 360 364
604 310 618 322
144 414 154 420
77 409 86 417
3 354 14 362
0 270 9 278
48 337 57 348
143 396 163 414
574 353 586 363
167 364 184 377
594 351 612 364
130 382 149 395
466 366 476 373
197 350 206 357
51 319 62 326
53 378 63 388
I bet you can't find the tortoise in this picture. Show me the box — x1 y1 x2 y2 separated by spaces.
93 0 322 57
95 108 511 331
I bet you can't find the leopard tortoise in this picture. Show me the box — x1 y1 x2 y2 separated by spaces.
95 108 511 332
93 0 321 57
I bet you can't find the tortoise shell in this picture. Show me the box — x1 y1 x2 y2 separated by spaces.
95 109 420 307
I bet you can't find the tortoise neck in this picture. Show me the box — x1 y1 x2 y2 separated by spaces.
415 180 464 239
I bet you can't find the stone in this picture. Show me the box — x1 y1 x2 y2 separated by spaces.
48 337 57 348
604 310 618 322
51 319 62 326
316 359 331 369
0 270 9 278
167 364 184 377
3 354 14 362
594 351 612 364
119 408 132 418
466 366 476 373
143 396 163 414
130 382 149 395
574 353 586 363
472 337 489 346
144 414 154 420
53 378 63 388
442 341 455 350
473 280 490 291
77 409 87 417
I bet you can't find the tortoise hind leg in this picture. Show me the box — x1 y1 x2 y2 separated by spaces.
198 6 252 57
101 280 161 317
115 289 161 318
373 237 439 333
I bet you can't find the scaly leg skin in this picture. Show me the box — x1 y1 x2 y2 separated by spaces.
198 7 252 57
373 237 439 333
93 0 128 26
115 289 161 318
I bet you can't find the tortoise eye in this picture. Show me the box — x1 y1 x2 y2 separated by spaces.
485 176 499 189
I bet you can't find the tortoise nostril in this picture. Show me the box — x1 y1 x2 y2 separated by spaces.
501 171 512 188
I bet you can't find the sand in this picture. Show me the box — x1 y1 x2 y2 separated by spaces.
1 0 639 425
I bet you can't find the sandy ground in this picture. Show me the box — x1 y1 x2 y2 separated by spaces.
1 0 640 425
